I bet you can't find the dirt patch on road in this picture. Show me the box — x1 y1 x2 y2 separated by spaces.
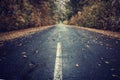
75 26 120 39
0 26 54 41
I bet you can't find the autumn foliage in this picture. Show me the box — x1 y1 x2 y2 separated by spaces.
0 0 56 32
68 0 120 32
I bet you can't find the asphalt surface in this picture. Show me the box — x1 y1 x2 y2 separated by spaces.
0 25 120 80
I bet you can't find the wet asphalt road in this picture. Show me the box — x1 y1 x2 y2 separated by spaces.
0 25 120 80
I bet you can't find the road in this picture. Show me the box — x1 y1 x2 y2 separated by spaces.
0 25 120 80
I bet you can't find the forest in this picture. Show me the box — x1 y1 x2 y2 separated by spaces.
66 0 120 32
0 0 120 32
0 0 57 32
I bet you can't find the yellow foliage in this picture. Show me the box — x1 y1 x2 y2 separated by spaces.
17 16 25 23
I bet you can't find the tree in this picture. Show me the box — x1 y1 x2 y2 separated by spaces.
67 0 120 32
0 0 57 32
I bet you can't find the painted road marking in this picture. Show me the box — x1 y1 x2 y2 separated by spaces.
53 42 62 80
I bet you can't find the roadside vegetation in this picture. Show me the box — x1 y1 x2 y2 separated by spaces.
0 0 120 32
65 0 120 32
0 0 57 32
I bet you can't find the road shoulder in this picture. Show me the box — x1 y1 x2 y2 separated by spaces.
0 26 54 41
74 26 120 39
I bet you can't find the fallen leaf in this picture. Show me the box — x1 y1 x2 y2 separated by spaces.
100 57 104 60
98 63 101 66
29 63 34 67
76 64 79 67
112 74 118 77
110 68 115 71
23 55 27 58
105 61 109 64
86 45 90 48
22 52 26 55
35 50 39 53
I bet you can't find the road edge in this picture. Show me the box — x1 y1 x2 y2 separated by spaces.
0 25 55 41
73 26 120 39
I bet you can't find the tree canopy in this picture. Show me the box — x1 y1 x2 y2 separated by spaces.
66 0 120 31
0 0 57 32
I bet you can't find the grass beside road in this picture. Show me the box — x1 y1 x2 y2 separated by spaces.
0 26 54 41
